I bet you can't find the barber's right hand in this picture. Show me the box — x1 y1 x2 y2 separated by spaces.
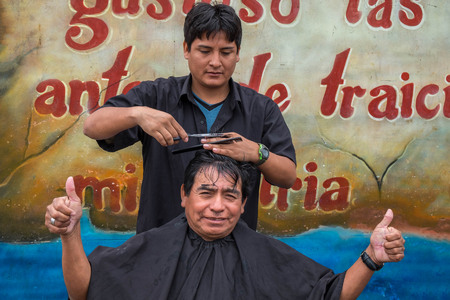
45 177 82 236
135 107 188 146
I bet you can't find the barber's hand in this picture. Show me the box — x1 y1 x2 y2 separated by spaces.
202 132 260 163
367 209 405 265
45 177 82 236
134 107 188 146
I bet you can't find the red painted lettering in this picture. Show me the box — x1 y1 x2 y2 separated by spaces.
112 0 141 15
73 175 121 212
68 80 101 115
101 46 135 105
416 84 440 119
271 0 300 25
345 0 424 29
73 166 139 213
241 53 272 92
35 79 67 118
399 0 424 28
266 83 291 112
259 178 275 206
65 0 109 52
260 177 301 211
444 75 450 118
124 164 139 212
368 85 399 120
240 52 291 112
320 48 351 117
367 0 393 29
346 0 362 24
320 50 448 120
319 177 350 211
34 47 139 117
239 0 264 24
147 0 173 20
340 86 366 118
400 72 414 118
259 162 350 212
304 162 318 210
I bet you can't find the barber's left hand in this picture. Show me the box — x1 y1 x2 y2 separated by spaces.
202 132 259 163
368 209 405 265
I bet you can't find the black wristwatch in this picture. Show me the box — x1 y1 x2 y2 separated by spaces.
255 143 269 166
360 251 383 271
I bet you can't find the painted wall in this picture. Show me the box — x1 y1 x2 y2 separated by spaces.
0 0 448 298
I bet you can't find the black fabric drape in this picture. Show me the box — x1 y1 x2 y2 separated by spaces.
87 214 344 299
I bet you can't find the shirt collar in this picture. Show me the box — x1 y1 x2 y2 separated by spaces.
179 75 242 108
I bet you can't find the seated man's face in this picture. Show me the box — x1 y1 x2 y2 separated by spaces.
181 167 246 241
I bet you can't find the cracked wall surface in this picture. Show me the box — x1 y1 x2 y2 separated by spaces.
0 0 448 245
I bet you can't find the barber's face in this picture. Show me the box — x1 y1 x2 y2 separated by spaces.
183 31 240 100
181 168 246 241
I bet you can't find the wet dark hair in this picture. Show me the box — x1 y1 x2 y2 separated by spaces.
184 2 242 52
183 150 252 201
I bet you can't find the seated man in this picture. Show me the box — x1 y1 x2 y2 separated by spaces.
45 150 405 299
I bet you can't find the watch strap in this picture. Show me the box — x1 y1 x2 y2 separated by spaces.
360 251 383 271
255 143 269 166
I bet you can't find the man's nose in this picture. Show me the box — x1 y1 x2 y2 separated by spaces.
209 195 225 212
209 51 221 67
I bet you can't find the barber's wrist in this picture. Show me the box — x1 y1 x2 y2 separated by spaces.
255 143 269 166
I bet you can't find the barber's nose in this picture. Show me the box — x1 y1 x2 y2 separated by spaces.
209 51 221 67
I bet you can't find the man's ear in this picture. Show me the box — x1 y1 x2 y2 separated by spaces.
240 197 247 214
180 184 186 208
183 41 189 59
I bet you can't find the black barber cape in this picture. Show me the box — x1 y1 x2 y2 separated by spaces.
87 214 345 299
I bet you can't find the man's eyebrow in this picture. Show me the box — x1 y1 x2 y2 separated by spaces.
197 45 235 51
197 184 216 190
196 184 240 194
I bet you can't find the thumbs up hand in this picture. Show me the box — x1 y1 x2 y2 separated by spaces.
368 209 405 264
45 177 83 236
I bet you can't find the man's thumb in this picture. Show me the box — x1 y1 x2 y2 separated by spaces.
65 176 80 203
376 208 393 228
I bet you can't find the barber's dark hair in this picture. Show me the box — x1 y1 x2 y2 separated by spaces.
183 150 252 201
184 2 242 52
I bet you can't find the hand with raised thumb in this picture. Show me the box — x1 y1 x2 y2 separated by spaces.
45 177 83 236
64 176 83 234
369 209 405 264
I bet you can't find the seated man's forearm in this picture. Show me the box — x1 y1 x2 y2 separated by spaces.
340 246 374 300
61 227 91 300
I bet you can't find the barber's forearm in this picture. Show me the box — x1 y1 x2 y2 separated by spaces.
61 226 91 300
259 154 297 188
340 246 374 300
84 107 138 140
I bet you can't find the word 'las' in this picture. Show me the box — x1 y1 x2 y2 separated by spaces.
346 0 424 29
260 162 350 212
34 46 291 116
67 0 424 52
321 48 450 120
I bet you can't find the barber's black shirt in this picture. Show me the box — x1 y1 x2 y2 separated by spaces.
98 75 296 233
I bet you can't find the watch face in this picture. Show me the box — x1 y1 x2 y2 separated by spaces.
261 146 269 159
256 144 269 166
